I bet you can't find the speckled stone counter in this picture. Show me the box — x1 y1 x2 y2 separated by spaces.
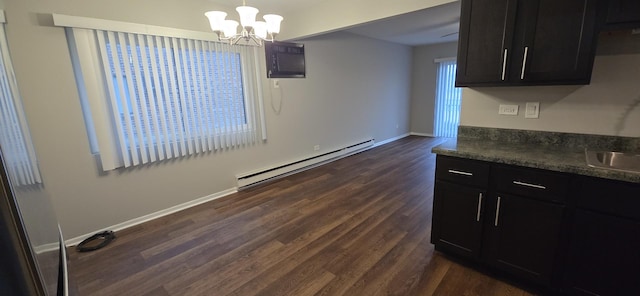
431 126 640 184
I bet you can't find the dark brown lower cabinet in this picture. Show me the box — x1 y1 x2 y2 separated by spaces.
564 210 640 295
432 155 640 294
484 194 565 286
432 156 566 290
432 180 485 259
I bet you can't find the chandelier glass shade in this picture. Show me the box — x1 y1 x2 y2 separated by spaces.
205 1 283 46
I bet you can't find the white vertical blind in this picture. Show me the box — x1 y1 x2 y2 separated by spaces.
434 58 462 138
64 21 265 170
0 21 42 185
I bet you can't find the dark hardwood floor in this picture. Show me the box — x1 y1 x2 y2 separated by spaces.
67 136 536 296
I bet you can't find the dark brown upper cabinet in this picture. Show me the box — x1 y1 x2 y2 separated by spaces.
455 0 600 87
604 0 640 29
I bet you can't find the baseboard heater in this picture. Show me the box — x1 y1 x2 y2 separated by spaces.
236 139 375 189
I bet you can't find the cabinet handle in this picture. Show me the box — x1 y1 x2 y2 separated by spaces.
501 48 508 81
447 169 473 176
494 196 501 226
476 193 483 222
520 46 529 80
513 180 546 190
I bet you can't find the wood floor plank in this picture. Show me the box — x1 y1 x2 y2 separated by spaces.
284 269 335 296
314 221 410 295
67 136 537 296
341 195 433 296
139 286 171 296
384 237 438 296
403 249 451 296
163 239 285 295
226 185 403 296
174 195 362 295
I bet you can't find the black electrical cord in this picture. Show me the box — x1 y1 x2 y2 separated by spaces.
76 230 116 252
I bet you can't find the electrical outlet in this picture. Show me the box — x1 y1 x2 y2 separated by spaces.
525 102 540 119
314 145 320 151
498 104 519 115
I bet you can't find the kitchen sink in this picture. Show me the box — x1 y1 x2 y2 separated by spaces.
585 149 640 173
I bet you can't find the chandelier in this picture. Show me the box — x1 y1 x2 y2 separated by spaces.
205 0 283 46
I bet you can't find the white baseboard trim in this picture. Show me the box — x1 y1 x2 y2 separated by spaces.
373 133 410 148
237 139 374 189
410 132 435 137
33 242 60 255
65 187 238 246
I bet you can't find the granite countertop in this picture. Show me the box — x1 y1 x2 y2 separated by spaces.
431 127 640 184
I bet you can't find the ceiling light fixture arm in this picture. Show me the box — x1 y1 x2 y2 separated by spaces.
204 1 283 46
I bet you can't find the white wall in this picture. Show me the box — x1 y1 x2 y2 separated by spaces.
460 53 640 137
3 0 412 239
410 41 458 135
460 31 640 138
288 32 413 146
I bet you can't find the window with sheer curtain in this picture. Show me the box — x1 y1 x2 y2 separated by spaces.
434 58 462 138
57 15 266 171
0 17 42 186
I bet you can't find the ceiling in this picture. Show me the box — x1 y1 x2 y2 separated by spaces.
206 0 461 46
207 0 329 13
345 1 461 46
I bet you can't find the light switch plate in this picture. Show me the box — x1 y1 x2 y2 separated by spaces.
499 104 519 115
525 102 540 119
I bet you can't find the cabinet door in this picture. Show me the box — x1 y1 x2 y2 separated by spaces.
518 0 599 84
484 194 564 285
606 0 640 26
455 0 517 86
564 210 640 295
431 180 485 259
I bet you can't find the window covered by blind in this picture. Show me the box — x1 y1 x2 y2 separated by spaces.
434 58 462 138
61 16 266 170
0 21 42 186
